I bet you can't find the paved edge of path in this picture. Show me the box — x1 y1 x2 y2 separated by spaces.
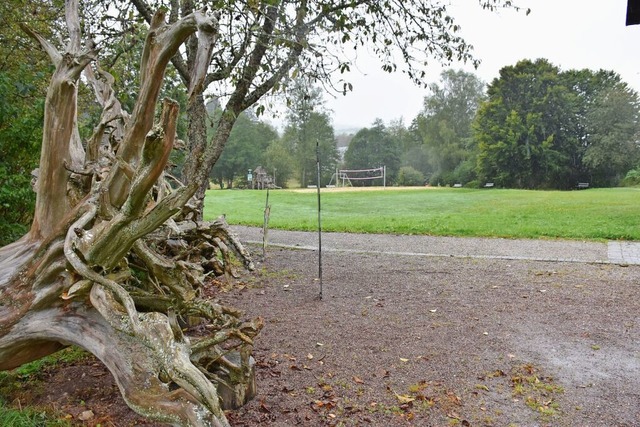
231 226 640 265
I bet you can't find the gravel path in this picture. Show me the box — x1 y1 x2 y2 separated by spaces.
232 225 639 265
224 228 640 426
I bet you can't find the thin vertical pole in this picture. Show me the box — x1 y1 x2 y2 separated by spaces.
383 165 386 188
316 141 323 299
262 187 270 259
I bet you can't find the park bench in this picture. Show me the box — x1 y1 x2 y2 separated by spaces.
484 182 494 188
453 183 462 188
577 182 589 189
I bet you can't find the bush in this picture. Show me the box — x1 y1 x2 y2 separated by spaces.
452 159 477 185
396 166 425 186
428 171 456 187
0 169 35 246
621 168 640 186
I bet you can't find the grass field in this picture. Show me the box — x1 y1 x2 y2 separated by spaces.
203 186 640 241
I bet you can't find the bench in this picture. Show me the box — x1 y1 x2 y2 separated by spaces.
483 182 494 188
453 183 462 188
577 182 589 189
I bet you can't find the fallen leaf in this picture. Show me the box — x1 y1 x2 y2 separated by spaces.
259 402 271 413
394 393 416 404
353 376 365 384
447 411 460 420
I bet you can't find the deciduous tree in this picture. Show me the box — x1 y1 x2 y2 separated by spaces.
344 120 401 185
210 111 278 189
583 83 640 186
475 59 575 188
281 80 338 187
415 69 485 184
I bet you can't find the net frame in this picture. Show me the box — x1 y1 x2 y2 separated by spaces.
331 166 386 187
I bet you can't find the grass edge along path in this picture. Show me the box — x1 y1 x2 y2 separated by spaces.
203 187 640 242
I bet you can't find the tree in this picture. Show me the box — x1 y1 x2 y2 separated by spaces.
110 0 517 215
561 69 640 186
582 84 640 186
263 138 295 188
475 60 640 189
210 111 278 189
344 120 401 185
280 79 339 187
474 59 576 189
1 4 259 426
1 1 523 425
415 69 485 184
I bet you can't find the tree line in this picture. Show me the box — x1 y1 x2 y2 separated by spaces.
3 55 639 246
207 60 640 191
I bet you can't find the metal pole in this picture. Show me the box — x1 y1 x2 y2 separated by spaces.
316 141 323 299
383 165 386 188
262 187 270 259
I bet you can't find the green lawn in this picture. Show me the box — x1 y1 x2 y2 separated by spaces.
203 187 640 241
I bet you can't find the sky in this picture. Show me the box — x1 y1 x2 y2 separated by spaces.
316 0 640 133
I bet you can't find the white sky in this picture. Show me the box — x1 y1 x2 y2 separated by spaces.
321 0 640 132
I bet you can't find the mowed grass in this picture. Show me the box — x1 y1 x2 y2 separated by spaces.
203 187 640 241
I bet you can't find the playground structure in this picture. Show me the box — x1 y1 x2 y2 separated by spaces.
327 166 386 188
251 166 279 189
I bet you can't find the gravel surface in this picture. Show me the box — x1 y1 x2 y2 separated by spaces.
223 227 640 426
10 228 640 426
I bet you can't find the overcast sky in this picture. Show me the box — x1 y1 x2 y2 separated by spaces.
319 0 640 133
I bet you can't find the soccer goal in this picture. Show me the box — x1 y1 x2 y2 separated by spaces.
327 166 386 188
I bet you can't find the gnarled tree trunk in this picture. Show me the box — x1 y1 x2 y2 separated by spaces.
0 2 260 426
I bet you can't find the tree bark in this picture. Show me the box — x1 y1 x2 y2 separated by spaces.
0 3 258 426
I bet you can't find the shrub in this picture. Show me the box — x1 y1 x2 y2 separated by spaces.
621 168 640 186
397 166 425 186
